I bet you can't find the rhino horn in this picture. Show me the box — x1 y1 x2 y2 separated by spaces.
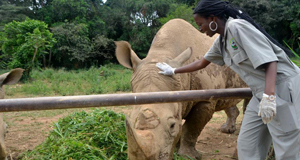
115 41 142 70
126 118 156 159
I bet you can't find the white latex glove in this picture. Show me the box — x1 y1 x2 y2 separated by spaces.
258 93 276 124
156 62 176 76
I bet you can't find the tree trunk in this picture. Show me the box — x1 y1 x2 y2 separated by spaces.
43 56 46 69
32 48 38 66
48 49 52 67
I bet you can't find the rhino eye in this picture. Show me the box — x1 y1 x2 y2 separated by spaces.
170 123 175 129
167 118 178 137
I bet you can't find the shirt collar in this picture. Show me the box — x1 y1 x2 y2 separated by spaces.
223 17 235 40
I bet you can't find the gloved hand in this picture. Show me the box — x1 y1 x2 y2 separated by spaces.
258 93 276 124
156 62 176 76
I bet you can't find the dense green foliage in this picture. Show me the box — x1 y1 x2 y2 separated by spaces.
0 2 28 30
21 109 128 160
159 3 196 27
0 0 299 72
228 0 300 55
51 22 114 68
0 18 56 79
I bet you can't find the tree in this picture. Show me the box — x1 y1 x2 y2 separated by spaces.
31 0 180 61
1 18 56 79
51 21 114 69
0 2 29 31
228 0 300 55
174 0 196 6
159 3 196 26
104 0 175 55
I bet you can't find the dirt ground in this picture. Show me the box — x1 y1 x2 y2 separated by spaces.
3 105 243 160
196 118 241 160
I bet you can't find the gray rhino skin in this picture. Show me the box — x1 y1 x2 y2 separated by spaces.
0 68 24 160
115 19 247 160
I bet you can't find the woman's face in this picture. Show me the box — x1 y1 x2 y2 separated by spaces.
193 14 216 37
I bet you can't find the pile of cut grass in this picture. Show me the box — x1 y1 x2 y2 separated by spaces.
21 109 128 160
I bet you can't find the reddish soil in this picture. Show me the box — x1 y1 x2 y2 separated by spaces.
196 122 240 160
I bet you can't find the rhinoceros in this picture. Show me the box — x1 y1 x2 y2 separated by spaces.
115 19 247 160
0 68 24 160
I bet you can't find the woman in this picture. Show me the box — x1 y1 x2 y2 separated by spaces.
156 0 300 159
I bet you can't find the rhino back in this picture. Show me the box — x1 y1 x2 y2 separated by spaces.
147 19 214 62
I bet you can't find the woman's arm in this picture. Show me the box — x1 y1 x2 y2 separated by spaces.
259 61 277 124
264 61 277 95
175 57 211 74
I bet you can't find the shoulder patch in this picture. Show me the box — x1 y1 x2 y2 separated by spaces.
230 38 238 50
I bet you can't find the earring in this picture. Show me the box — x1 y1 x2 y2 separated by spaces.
209 21 218 32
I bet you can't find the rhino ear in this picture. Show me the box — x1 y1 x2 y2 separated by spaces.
115 41 142 70
168 47 192 68
0 68 24 86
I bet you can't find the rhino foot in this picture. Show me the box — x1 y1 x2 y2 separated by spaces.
220 106 240 134
177 148 202 160
220 122 236 134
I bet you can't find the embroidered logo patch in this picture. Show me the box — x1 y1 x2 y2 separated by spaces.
230 38 238 50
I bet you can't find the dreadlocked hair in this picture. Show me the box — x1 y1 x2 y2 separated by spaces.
193 0 292 55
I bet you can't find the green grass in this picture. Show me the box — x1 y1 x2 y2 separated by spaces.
291 57 300 67
21 109 128 160
3 64 132 98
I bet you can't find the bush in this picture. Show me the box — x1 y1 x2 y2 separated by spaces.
1 18 56 80
51 21 115 69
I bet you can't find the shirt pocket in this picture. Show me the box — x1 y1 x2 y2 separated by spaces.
231 50 248 65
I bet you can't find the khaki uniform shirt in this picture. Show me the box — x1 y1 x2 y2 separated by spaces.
204 18 300 98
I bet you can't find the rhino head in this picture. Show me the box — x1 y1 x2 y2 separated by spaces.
115 41 192 159
0 68 24 160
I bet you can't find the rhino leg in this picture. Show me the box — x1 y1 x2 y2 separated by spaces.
178 102 215 160
220 106 240 134
243 98 250 114
0 114 7 160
